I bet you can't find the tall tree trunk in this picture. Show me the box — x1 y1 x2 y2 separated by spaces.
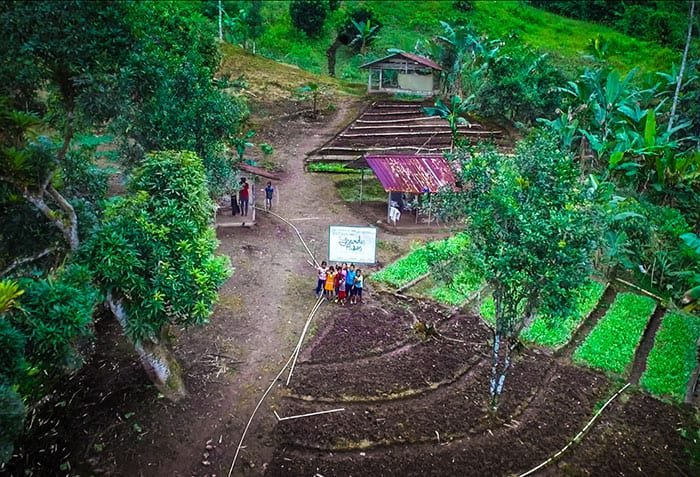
668 0 695 133
489 331 514 413
327 37 341 77
107 294 187 401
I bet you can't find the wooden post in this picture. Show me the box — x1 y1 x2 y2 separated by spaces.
387 192 392 223
367 70 372 93
251 176 256 223
359 169 364 205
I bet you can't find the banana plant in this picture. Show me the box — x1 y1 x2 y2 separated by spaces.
423 95 475 150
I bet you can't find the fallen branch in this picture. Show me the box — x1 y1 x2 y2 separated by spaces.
1 247 58 277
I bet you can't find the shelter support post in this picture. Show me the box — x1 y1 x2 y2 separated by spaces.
359 169 364 205
387 192 391 223
252 177 256 222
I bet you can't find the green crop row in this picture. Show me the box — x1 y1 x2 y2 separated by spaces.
641 311 700 401
523 281 606 348
573 292 656 375
430 268 485 306
307 162 360 174
372 233 470 288
479 280 606 348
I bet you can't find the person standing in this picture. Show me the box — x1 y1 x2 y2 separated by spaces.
239 177 249 216
315 261 327 298
264 181 274 211
353 269 364 304
345 264 356 303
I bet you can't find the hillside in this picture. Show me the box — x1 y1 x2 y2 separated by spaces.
252 0 679 82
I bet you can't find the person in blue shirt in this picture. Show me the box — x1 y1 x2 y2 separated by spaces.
264 181 274 211
345 264 356 302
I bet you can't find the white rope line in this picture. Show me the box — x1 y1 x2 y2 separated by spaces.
286 296 324 385
517 382 631 477
228 207 324 477
256 206 319 268
227 295 324 477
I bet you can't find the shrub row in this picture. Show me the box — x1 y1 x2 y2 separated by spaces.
430 267 485 306
573 292 656 375
641 311 700 401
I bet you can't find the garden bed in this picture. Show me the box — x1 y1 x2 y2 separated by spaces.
267 293 693 476
641 310 700 401
573 292 657 375
479 280 607 349
372 233 470 288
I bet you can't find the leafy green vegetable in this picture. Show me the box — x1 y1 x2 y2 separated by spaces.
431 268 484 305
373 233 470 288
641 311 700 401
573 292 656 375
307 162 361 174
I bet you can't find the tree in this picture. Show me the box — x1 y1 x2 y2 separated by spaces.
290 0 328 38
435 133 600 411
668 0 695 133
326 6 382 77
85 151 231 399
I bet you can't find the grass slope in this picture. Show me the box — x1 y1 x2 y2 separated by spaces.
573 292 656 375
251 0 674 83
641 311 700 401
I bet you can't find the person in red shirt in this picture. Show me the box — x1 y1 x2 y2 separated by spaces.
239 177 249 216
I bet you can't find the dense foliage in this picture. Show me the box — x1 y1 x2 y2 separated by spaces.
573 292 656 374
86 151 231 342
641 310 700 400
0 0 246 460
290 0 328 38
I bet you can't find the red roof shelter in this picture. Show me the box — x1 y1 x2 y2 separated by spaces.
361 154 457 226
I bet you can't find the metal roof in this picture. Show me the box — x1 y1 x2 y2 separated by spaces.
364 154 457 194
360 52 443 71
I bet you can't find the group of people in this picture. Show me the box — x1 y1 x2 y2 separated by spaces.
231 178 275 216
315 261 364 305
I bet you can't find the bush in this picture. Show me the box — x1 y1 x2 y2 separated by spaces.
573 292 656 375
290 0 328 38
641 311 700 401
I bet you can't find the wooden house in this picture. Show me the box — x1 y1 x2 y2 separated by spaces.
360 52 442 96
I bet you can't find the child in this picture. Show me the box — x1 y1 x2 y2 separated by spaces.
324 265 336 301
345 264 356 303
337 271 347 305
315 261 327 298
353 269 364 304
333 265 342 301
264 181 274 211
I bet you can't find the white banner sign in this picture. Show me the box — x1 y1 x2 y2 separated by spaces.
328 225 377 264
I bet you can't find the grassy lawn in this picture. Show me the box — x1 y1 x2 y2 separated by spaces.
573 292 656 375
251 0 674 84
641 311 700 401
479 280 606 348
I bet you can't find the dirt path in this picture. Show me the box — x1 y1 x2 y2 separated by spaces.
158 96 369 477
